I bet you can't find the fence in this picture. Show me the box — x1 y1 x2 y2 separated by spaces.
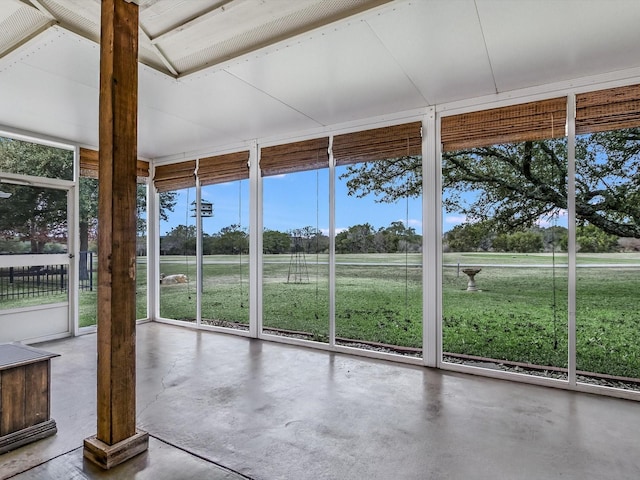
78 251 94 291
0 265 68 300
0 251 95 301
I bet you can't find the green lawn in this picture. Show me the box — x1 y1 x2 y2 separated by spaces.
79 258 148 327
4 252 638 379
157 252 640 379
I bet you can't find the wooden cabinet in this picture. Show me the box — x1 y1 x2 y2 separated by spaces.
0 343 59 454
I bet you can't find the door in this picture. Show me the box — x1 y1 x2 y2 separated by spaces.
0 181 73 343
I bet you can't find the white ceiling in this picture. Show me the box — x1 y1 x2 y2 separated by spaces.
1 0 640 160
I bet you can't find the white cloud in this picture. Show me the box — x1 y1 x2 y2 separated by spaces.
535 209 568 228
395 217 422 226
322 227 347 236
445 214 467 225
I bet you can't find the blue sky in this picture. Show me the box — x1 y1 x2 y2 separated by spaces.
441 189 569 232
160 166 423 236
159 171 570 237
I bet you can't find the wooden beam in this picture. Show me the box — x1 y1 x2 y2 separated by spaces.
83 0 148 469
147 0 236 44
139 24 178 76
97 0 139 444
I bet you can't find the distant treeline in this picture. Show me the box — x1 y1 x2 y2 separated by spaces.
443 222 637 253
160 221 422 255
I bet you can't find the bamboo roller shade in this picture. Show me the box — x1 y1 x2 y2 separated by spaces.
441 97 567 152
198 151 249 186
154 160 196 192
332 121 422 166
260 137 329 176
79 147 149 182
576 83 640 134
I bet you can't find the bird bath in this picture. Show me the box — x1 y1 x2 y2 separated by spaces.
461 268 481 291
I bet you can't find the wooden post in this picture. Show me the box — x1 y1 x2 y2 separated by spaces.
83 0 149 469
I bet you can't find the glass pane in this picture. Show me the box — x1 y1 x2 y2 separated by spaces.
442 137 568 376
262 169 329 342
78 177 98 327
0 136 73 181
78 180 148 326
136 183 148 320
0 184 69 309
201 180 250 330
0 184 67 254
159 187 196 322
0 264 68 309
576 129 640 389
335 156 423 356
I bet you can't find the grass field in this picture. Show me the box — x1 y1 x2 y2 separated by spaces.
78 258 148 327
5 252 637 380
157 252 640 379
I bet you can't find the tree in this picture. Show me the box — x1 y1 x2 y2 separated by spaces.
133 186 177 258
160 224 196 255
335 223 375 253
79 178 99 279
297 226 329 254
376 221 421 253
505 231 544 253
205 224 248 255
541 225 567 252
263 229 291 254
444 221 493 252
341 128 640 238
136 186 177 236
0 138 72 253
574 224 618 253
0 136 177 273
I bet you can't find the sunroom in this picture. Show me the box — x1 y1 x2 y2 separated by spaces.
1 0 640 477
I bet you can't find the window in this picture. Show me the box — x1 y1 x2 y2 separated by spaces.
78 148 150 326
261 138 330 342
199 151 250 331
441 99 569 375
575 84 640 388
334 122 423 355
155 161 196 322
0 135 73 181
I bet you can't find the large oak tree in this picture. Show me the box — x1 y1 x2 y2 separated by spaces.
340 128 640 238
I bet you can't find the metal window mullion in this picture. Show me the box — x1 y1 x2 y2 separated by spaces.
329 137 336 347
567 94 577 386
69 153 79 335
196 167 202 328
423 108 438 367
148 164 160 321
250 141 262 338
141 182 149 321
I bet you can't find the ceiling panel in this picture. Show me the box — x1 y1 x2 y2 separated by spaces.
0 57 97 146
140 69 323 155
0 2 51 57
366 0 496 104
478 0 640 92
138 105 230 160
1 0 640 161
226 19 427 126
18 28 99 89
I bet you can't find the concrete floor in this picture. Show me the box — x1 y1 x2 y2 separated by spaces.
2 322 640 480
